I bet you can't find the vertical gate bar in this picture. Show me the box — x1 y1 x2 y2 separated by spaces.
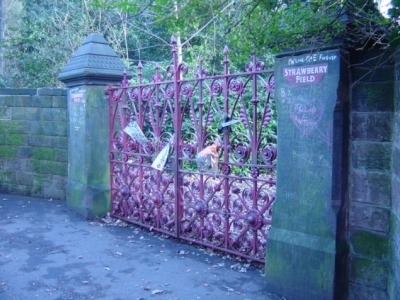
198 62 205 240
172 36 182 237
137 62 145 223
251 54 259 256
108 85 115 213
155 65 161 229
121 72 128 153
223 46 230 249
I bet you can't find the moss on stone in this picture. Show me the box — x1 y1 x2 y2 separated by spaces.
8 134 26 145
33 147 55 160
0 146 15 157
351 231 389 260
351 257 388 289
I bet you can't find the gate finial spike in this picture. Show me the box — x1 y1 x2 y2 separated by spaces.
138 61 143 69
223 45 229 55
171 35 177 45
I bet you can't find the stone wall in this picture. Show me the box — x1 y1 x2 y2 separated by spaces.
389 51 400 299
0 88 67 199
348 50 394 299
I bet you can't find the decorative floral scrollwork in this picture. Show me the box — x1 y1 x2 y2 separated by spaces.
203 225 213 238
210 80 223 96
233 220 244 231
112 93 119 103
214 231 224 246
221 164 231 175
256 61 265 71
129 88 139 101
231 186 240 194
233 200 244 213
143 141 154 155
181 84 193 98
182 142 197 159
229 79 243 94
195 67 209 78
152 73 164 83
128 139 139 152
233 142 251 163
164 87 174 100
166 65 174 78
246 209 262 230
212 214 222 226
260 143 277 164
266 74 275 94
120 185 130 199
109 152 114 160
113 136 123 152
179 62 189 76
250 167 260 178
142 88 152 101
245 60 265 72
211 196 223 209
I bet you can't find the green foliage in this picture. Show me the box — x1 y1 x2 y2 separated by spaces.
0 0 92 87
1 0 397 87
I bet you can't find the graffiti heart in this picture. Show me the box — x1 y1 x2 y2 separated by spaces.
289 96 324 137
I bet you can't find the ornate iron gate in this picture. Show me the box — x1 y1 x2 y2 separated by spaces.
107 38 276 263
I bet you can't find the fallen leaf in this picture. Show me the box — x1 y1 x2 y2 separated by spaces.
151 289 164 295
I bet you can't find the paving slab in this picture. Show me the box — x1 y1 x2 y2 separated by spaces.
0 194 282 300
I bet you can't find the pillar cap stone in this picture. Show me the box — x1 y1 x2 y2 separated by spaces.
58 33 132 87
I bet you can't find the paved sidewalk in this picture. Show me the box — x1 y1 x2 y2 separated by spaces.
0 194 281 300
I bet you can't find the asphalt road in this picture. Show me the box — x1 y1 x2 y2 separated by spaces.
0 194 282 300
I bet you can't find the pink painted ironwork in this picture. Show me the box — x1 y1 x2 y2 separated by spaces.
106 37 276 263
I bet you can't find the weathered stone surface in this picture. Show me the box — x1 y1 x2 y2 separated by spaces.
393 145 400 177
349 201 390 232
0 88 37 96
351 112 393 142
0 88 68 199
350 170 392 206
266 48 342 300
58 33 132 87
350 257 389 289
66 85 110 218
4 95 32 107
389 211 400 299
32 96 53 108
37 88 66 96
349 230 389 260
352 65 394 83
348 283 389 300
392 175 400 218
52 96 67 108
351 141 392 172
14 172 34 186
11 107 40 120
352 82 394 112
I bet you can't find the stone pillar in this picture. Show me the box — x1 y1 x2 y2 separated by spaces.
389 48 400 300
265 48 349 299
58 33 131 219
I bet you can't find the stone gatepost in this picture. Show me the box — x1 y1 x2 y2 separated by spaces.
265 48 349 299
58 33 131 219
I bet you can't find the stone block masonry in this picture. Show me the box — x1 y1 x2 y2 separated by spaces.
0 88 67 200
348 50 394 299
389 50 400 300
